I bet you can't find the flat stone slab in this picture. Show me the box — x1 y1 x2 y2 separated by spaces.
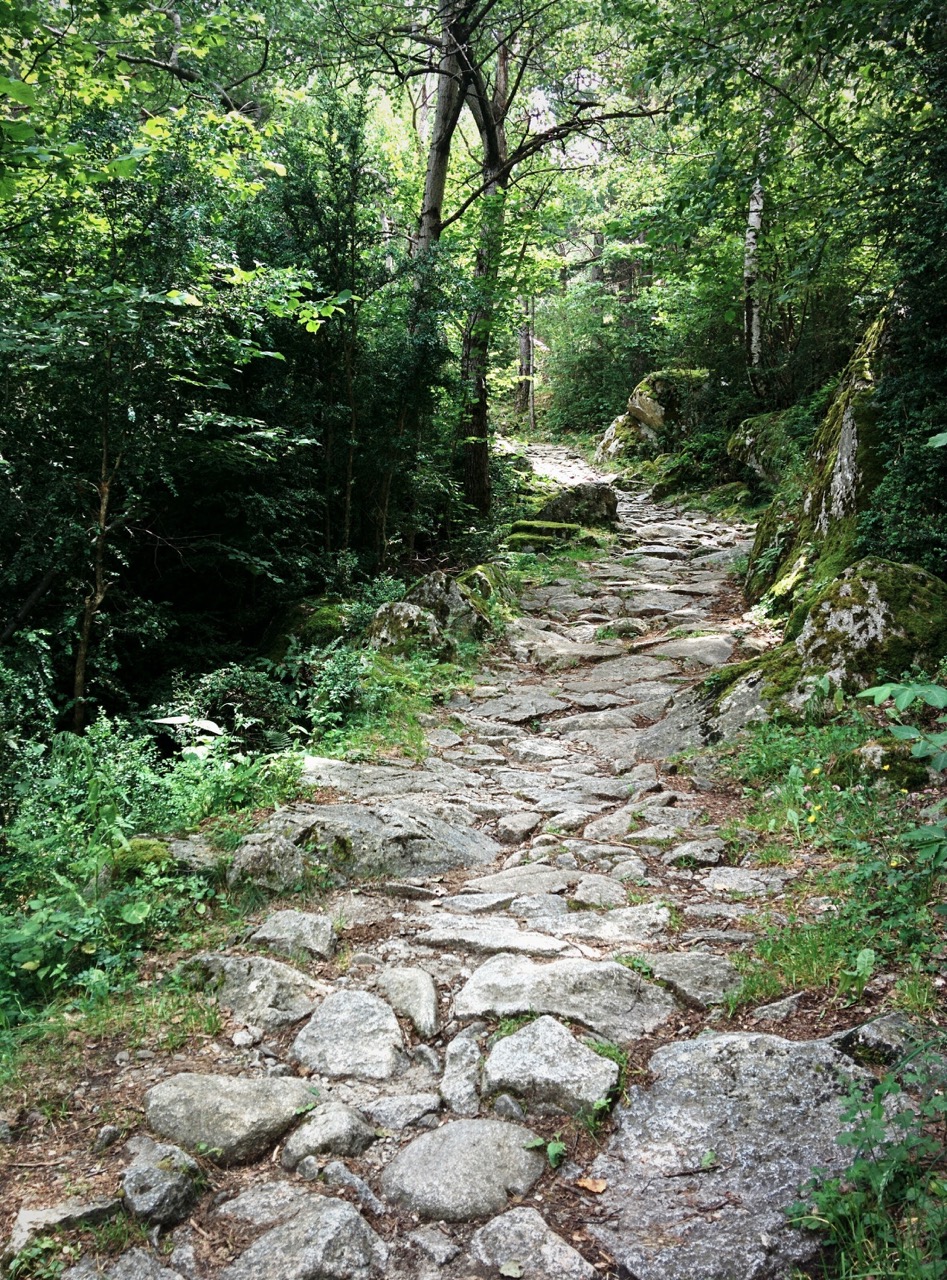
213 1182 313 1227
454 953 677 1042
645 952 742 1008
438 892 515 914
413 914 579 958
380 1119 544 1221
662 838 726 866
530 903 669 947
645 634 734 667
704 867 788 896
570 873 627 908
291 990 407 1080
496 810 544 844
464 865 577 896
377 966 439 1038
183 954 327 1032
471 1208 595 1280
220 1197 387 1280
506 738 573 763
482 1015 619 1111
251 910 336 961
590 1033 876 1280
474 692 569 722
281 1103 376 1169
144 1074 316 1165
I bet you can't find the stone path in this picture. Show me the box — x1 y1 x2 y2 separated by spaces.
6 448 889 1280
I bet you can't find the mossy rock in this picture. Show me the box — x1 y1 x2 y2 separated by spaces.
110 837 172 881
745 492 803 604
509 520 583 539
262 596 350 660
594 368 709 461
405 570 490 640
727 411 799 486
753 314 888 614
793 556 947 690
506 533 558 551
827 741 931 791
458 563 516 609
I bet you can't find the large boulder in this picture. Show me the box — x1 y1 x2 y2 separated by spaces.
594 369 708 461
747 314 887 607
228 800 500 889
536 482 618 527
404 570 490 640
365 601 452 657
589 1032 877 1280
726 410 796 486
790 556 947 690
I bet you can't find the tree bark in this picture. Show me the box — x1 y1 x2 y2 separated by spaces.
515 296 531 414
743 174 764 377
413 2 470 258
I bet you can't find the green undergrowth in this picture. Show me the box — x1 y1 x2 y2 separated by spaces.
716 687 947 1013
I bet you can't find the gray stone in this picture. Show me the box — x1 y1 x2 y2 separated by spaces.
646 634 734 666
284 802 501 879
644 952 742 1008
464 865 577 896
440 1026 483 1116
226 832 308 893
582 805 639 840
220 1197 387 1280
377 966 439 1039
281 1103 376 1169
183 954 326 1032
510 892 569 918
662 838 726 866
214 1181 312 1227
496 811 544 844
493 1093 527 1121
438 892 515 914
103 1250 186 1280
426 727 463 748
3 1199 122 1269
414 913 578 958
475 692 569 722
483 1016 619 1112
367 600 448 655
366 1093 441 1130
704 867 785 896
610 856 649 881
455 953 677 1042
749 994 803 1023
837 1013 919 1064
252 910 336 961
144 1073 317 1165
291 990 406 1081
321 1161 386 1216
122 1137 200 1225
570 873 627 908
408 1226 461 1266
93 1124 121 1153
536 481 618 527
530 903 669 947
471 1207 596 1280
507 738 572 764
380 1119 544 1221
591 1033 877 1280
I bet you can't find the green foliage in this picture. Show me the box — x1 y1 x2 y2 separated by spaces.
789 1043 947 1279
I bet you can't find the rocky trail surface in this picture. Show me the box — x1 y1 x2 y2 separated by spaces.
3 448 894 1280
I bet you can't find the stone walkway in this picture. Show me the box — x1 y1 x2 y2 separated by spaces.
7 448 887 1280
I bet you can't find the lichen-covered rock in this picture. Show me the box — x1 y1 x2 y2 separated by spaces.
748 314 888 610
261 595 351 660
404 570 490 640
366 601 453 657
792 557 947 691
506 519 592 552
726 410 796 486
536 482 618 527
122 1137 201 1225
594 369 708 461
178 953 326 1031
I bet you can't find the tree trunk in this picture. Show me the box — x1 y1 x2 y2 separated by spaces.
743 174 764 378
413 2 469 258
515 296 531 415
73 427 117 732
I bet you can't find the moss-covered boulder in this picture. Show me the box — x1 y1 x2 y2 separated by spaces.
747 315 888 611
727 411 797 486
792 557 947 690
262 596 350 660
594 369 709 462
828 741 931 791
366 602 454 658
405 570 490 640
536 482 618 527
506 520 598 551
458 563 516 611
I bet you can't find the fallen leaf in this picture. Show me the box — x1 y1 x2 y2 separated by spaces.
499 1262 524 1278
576 1176 607 1193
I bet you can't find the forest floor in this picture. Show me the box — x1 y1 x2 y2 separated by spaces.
1 447 943 1280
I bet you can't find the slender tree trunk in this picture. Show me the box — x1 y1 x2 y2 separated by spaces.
529 296 537 435
515 296 531 415
414 2 468 258
73 424 118 732
744 174 764 377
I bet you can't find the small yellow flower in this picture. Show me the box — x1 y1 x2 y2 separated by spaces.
882 764 891 771
807 813 817 824
890 857 901 868
811 766 822 776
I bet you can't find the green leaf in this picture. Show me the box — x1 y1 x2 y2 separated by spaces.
0 76 38 106
927 432 947 449
119 901 151 925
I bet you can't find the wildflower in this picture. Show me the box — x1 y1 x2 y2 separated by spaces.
807 813 817 824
